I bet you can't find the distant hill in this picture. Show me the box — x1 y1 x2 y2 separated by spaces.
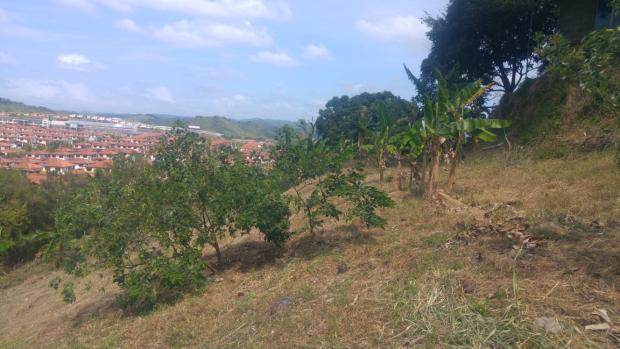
110 114 294 139
185 116 292 139
0 98 54 113
101 113 180 125
116 114 293 139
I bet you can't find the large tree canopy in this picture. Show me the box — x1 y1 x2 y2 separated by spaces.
420 0 558 96
315 91 417 146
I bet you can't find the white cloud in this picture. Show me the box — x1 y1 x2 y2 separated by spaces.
152 20 272 48
100 0 291 20
145 86 175 103
100 0 133 12
0 52 15 65
54 0 97 12
303 44 333 60
57 53 105 71
115 18 142 32
250 50 296 67
52 0 293 20
356 15 429 47
4 78 90 101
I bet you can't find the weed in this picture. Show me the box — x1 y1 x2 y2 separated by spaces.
61 282 76 304
423 231 450 247
389 272 564 348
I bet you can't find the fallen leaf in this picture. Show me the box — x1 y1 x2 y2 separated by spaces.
591 309 612 324
585 323 610 331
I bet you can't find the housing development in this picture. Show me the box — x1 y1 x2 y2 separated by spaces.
0 113 272 183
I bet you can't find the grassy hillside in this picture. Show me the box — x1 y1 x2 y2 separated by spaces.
0 98 54 113
498 75 617 158
1 149 619 348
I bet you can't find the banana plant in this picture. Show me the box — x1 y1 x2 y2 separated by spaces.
444 80 510 191
415 73 510 197
419 75 452 197
388 125 425 190
363 107 392 183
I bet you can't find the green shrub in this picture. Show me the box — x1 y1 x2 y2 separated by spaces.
49 131 291 312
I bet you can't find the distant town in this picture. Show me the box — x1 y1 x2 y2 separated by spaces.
0 111 272 183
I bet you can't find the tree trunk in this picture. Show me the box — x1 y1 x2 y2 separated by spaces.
446 136 462 192
432 146 440 182
210 238 222 265
421 143 429 185
408 160 414 190
426 138 441 199
446 152 458 192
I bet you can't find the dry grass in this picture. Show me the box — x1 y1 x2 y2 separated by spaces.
1 149 619 348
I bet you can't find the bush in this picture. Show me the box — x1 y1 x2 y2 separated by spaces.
0 170 55 264
115 250 207 312
272 123 394 235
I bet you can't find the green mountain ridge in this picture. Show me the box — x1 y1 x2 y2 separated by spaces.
0 98 54 113
119 114 293 139
187 116 292 139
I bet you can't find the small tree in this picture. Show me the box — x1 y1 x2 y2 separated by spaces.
152 130 292 265
273 122 394 235
49 131 291 311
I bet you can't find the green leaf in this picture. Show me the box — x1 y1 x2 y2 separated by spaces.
476 128 497 142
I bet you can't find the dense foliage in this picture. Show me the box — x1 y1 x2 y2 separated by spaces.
418 0 557 99
0 171 84 265
315 92 416 147
538 27 620 167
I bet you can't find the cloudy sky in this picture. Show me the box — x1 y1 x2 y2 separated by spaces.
0 0 447 120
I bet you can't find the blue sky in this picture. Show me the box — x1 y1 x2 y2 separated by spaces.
0 0 448 120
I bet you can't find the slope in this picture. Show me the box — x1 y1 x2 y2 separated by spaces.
1 150 619 348
497 74 618 158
